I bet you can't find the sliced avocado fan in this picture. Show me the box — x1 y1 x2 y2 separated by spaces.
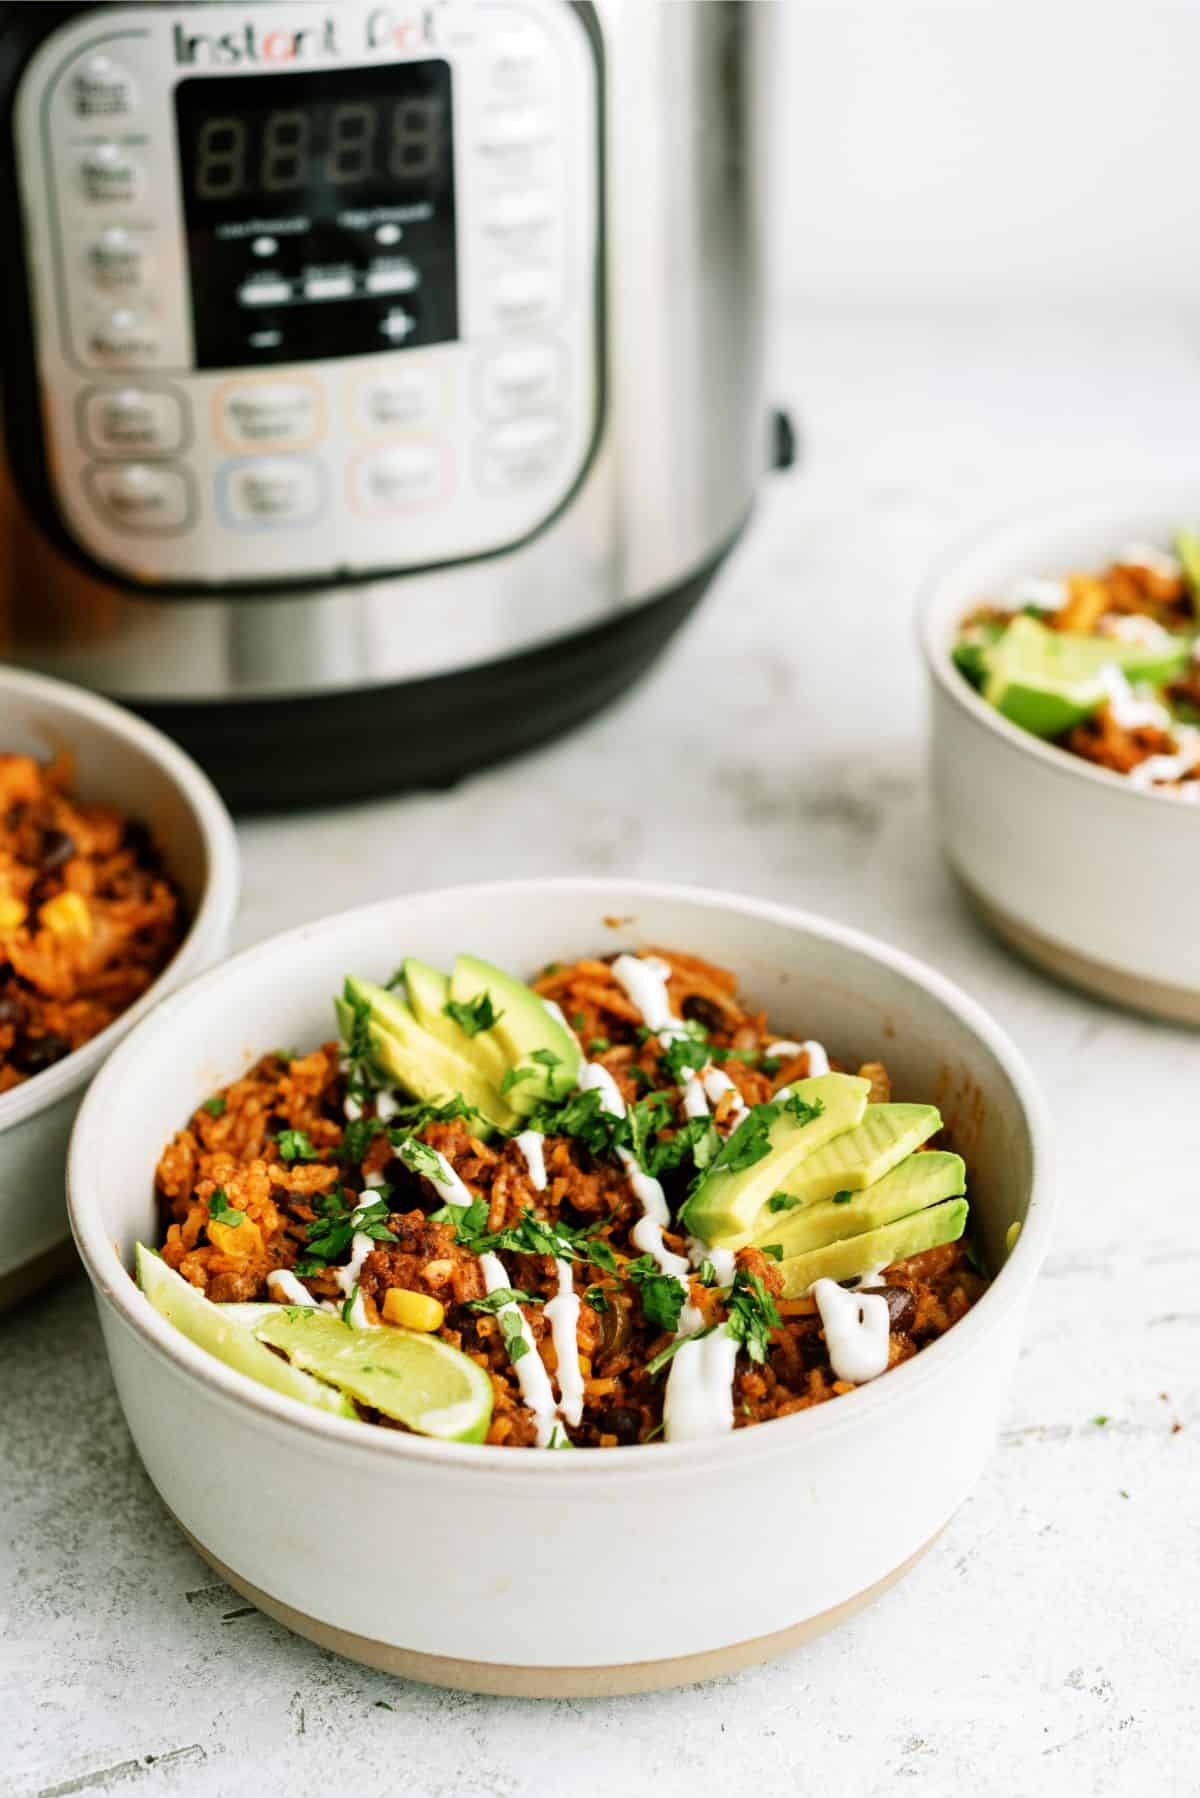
776 1198 968 1299
755 1149 965 1260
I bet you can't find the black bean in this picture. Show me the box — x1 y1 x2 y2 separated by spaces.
13 1032 71 1073
599 1406 642 1445
122 819 163 870
864 1285 917 1334
38 829 75 872
681 995 726 1032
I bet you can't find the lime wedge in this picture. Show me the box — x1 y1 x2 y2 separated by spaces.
254 1311 494 1443
135 1245 357 1419
982 614 1187 738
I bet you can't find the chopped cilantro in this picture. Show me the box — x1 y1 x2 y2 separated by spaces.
294 1186 395 1273
698 1258 717 1287
766 1191 801 1213
275 1128 317 1163
428 1194 490 1239
468 1287 543 1313
397 1138 447 1183
656 1022 712 1086
341 1283 361 1325
725 1266 781 1364
444 993 502 1037
832 1189 853 1206
200 1096 226 1118
571 1011 587 1031
626 1254 686 1334
498 1308 529 1364
207 1189 243 1229
341 1114 386 1166
761 1242 784 1261
1092 1414 1110 1427
531 1048 561 1071
584 1283 610 1313
588 1038 611 1054
500 1064 535 1096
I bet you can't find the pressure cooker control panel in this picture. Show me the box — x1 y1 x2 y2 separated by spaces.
13 2 601 589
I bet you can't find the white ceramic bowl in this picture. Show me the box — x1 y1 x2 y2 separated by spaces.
0 668 238 1304
68 879 1052 1696
921 490 1200 1023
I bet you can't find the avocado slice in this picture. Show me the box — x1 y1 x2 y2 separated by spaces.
777 1198 968 1298
135 1245 356 1419
449 953 581 1112
755 1150 965 1260
402 957 510 1087
982 614 1189 738
760 1103 941 1215
680 1073 871 1249
341 976 518 1134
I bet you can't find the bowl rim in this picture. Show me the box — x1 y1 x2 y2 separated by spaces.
917 483 1200 815
0 664 240 1134
68 876 1056 1480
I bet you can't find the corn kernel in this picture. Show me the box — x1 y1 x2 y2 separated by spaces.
208 1216 264 1259
40 890 91 939
382 1287 444 1332
0 895 26 931
577 1355 592 1378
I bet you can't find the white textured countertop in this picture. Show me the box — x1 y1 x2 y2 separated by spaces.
5 306 1199 1797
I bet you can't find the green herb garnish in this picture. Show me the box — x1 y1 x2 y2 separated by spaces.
444 993 502 1037
275 1128 317 1163
725 1266 781 1365
645 1323 717 1377
207 1189 243 1229
625 1254 686 1334
766 1191 801 1213
200 1096 226 1118
468 1287 544 1314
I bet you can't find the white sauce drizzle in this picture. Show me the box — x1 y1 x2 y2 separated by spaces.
686 1241 736 1288
1097 612 1173 648
479 1250 559 1447
267 1269 322 1308
541 996 580 1045
1119 540 1182 579
545 1256 584 1427
514 1129 548 1191
335 1231 377 1298
700 1065 750 1127
398 1139 474 1206
610 953 688 1041
663 1327 741 1441
682 1075 710 1118
1126 729 1200 790
343 1094 363 1122
765 1038 830 1076
374 1088 399 1122
631 1214 690 1276
1098 664 1172 732
813 1278 890 1384
1005 575 1068 611
363 1171 386 1190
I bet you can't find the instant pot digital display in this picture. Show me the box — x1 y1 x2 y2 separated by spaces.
175 62 458 369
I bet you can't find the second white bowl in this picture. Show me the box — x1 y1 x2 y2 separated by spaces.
921 489 1200 1023
68 879 1052 1695
0 668 238 1303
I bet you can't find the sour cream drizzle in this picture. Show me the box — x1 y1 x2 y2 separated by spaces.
812 1278 890 1384
1099 664 1173 732
267 1269 326 1309
545 1257 585 1427
766 1038 831 1076
479 1250 560 1447
663 1328 741 1441
399 1138 474 1206
514 1130 548 1191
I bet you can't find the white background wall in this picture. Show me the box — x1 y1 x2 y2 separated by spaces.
770 0 1199 306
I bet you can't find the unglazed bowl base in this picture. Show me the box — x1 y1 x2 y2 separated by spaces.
178 1521 938 1698
959 878 1200 1028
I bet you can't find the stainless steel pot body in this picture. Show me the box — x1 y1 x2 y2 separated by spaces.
0 0 770 704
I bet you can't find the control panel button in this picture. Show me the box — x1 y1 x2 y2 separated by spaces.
478 342 562 419
88 226 149 290
239 276 292 308
486 189 554 237
89 307 157 361
80 143 141 204
86 463 190 531
490 23 553 93
492 267 554 321
304 272 355 301
81 387 186 455
221 457 324 526
364 262 419 296
478 106 554 153
72 55 136 118
479 415 562 492
354 443 446 511
355 367 438 432
220 382 321 449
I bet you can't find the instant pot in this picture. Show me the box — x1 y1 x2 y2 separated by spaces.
0 1 788 808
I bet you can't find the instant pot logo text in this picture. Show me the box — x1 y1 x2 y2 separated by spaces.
173 7 448 65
